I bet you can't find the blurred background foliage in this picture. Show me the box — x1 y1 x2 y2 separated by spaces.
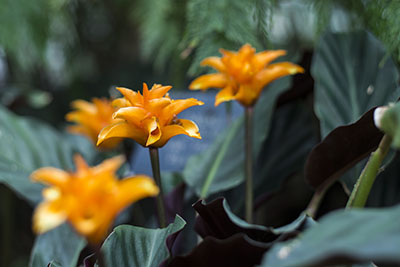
1 0 400 266
1 0 400 126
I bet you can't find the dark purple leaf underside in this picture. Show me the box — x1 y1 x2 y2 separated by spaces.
305 108 383 188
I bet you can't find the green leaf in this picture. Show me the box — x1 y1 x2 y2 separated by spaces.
312 30 399 137
183 77 290 198
311 30 399 186
0 105 96 204
29 224 86 267
47 261 63 267
261 204 400 266
101 215 186 267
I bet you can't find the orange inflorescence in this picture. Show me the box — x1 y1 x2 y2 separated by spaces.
97 83 204 148
66 98 122 149
31 155 159 244
189 44 304 107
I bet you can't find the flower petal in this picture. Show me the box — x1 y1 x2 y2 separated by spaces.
70 100 96 114
254 62 304 94
116 87 142 106
33 202 67 234
113 107 150 126
253 50 287 70
93 155 125 175
143 117 161 146
97 121 147 147
234 84 259 107
116 175 159 208
149 84 172 98
189 73 228 91
74 154 89 173
215 86 237 106
200 57 226 72
31 168 69 186
153 119 201 147
112 97 130 108
161 99 204 125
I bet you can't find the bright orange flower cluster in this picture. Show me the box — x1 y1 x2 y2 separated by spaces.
97 83 204 148
66 98 122 149
189 44 304 107
31 155 159 244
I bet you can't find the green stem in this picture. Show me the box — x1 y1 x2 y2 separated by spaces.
305 179 335 218
149 147 167 228
245 107 254 223
346 135 392 208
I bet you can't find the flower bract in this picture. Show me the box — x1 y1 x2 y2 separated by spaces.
31 155 159 244
66 98 122 149
97 83 204 148
189 44 304 107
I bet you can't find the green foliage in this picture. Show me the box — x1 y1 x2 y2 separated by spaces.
0 0 74 72
184 0 262 75
101 215 186 267
261 204 400 266
29 224 85 267
311 30 399 187
0 104 96 204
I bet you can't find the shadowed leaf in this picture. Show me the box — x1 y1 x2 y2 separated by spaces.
305 108 383 188
261 204 400 266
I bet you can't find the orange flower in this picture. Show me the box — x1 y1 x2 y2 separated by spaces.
31 155 159 244
97 83 204 148
189 44 304 107
66 98 122 149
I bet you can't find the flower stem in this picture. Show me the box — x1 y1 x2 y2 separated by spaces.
149 147 167 228
245 106 254 223
346 135 392 208
305 179 335 218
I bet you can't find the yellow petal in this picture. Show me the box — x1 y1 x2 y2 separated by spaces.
97 121 147 147
254 62 304 94
200 57 226 72
214 86 237 106
70 100 96 114
143 117 162 146
253 50 287 70
153 119 201 147
93 155 125 175
74 154 89 173
42 188 61 201
149 84 172 98
148 98 172 114
189 73 228 91
31 168 69 186
161 99 204 125
33 202 67 234
117 175 159 208
113 107 150 126
234 84 259 107
116 87 141 105
112 97 130 108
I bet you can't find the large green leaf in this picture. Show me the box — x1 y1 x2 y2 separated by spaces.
312 30 399 137
0 105 96 204
311 30 399 187
29 224 86 267
101 215 186 267
183 78 290 198
261 204 400 266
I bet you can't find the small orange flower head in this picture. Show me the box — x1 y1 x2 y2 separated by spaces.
97 83 204 148
31 155 159 244
189 44 304 107
66 98 122 149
